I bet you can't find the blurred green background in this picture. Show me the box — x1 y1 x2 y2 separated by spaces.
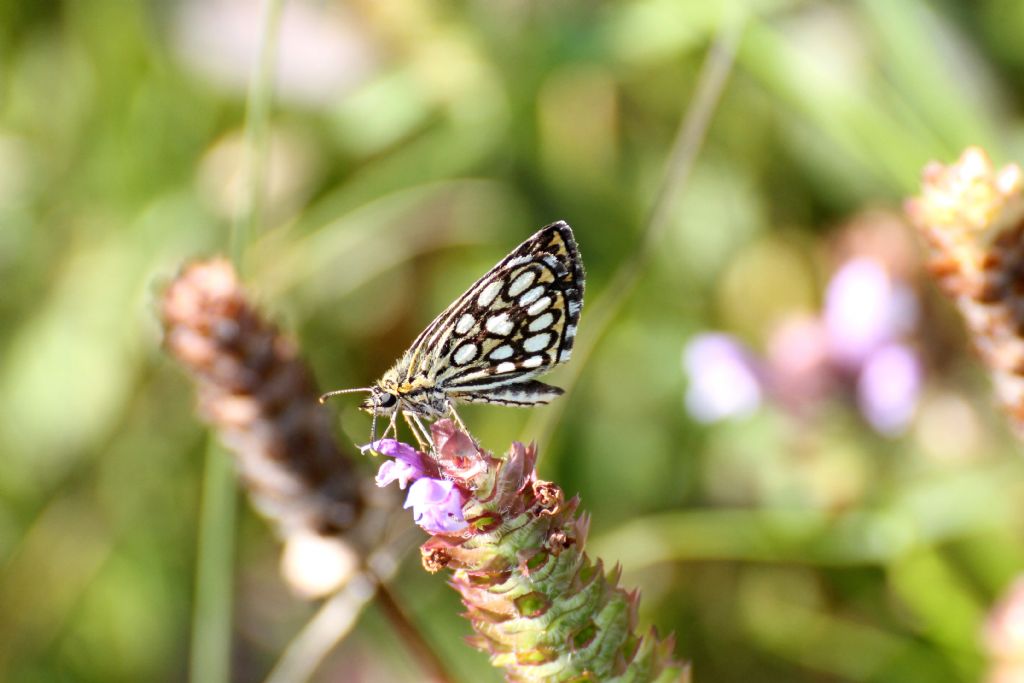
5 0 1024 681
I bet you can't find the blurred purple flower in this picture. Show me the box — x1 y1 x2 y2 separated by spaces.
689 257 924 436
857 343 922 435
683 333 763 423
824 257 918 367
404 478 468 534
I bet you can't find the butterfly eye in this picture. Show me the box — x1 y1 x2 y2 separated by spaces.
377 392 397 408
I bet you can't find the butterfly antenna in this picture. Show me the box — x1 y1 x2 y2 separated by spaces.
318 387 372 404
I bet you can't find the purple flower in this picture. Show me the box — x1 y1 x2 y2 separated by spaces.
857 343 922 435
824 258 918 367
683 333 763 423
366 439 427 489
362 438 419 458
404 478 467 534
375 459 420 490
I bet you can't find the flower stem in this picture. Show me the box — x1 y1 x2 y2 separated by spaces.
375 584 457 683
189 1 285 681
189 437 238 683
264 571 378 683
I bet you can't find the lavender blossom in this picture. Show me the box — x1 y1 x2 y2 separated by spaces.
856 343 922 435
403 478 468 534
823 257 918 367
367 439 427 489
370 438 467 532
686 252 925 435
683 333 763 422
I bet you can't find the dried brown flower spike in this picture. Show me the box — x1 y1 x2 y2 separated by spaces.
161 258 368 594
907 147 1024 431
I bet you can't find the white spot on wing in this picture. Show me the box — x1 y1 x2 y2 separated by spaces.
528 312 554 332
522 355 544 368
559 349 572 362
452 343 478 365
519 285 545 306
508 271 536 296
496 361 517 373
478 281 502 307
568 300 581 316
564 324 577 339
455 313 475 335
489 344 514 360
524 333 551 353
485 312 514 336
527 296 551 315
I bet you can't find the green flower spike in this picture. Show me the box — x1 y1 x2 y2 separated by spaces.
376 419 688 682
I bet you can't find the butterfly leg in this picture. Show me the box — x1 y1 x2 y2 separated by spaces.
381 410 398 441
411 413 436 450
446 401 468 431
402 411 433 451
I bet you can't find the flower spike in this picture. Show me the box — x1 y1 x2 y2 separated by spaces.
907 147 1024 434
372 420 687 681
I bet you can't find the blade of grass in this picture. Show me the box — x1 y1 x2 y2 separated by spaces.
190 1 286 682
231 0 285 274
229 0 284 272
189 438 238 683
521 16 744 449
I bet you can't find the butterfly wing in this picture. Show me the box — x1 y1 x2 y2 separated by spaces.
453 379 564 407
401 221 584 402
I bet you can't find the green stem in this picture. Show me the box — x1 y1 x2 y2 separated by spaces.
191 1 286 681
189 438 238 683
521 17 744 449
231 0 285 274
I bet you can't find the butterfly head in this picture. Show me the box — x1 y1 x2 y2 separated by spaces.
361 386 400 416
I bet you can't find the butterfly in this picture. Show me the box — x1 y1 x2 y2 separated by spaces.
321 221 585 446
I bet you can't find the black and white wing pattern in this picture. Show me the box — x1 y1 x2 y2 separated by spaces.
402 221 584 406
